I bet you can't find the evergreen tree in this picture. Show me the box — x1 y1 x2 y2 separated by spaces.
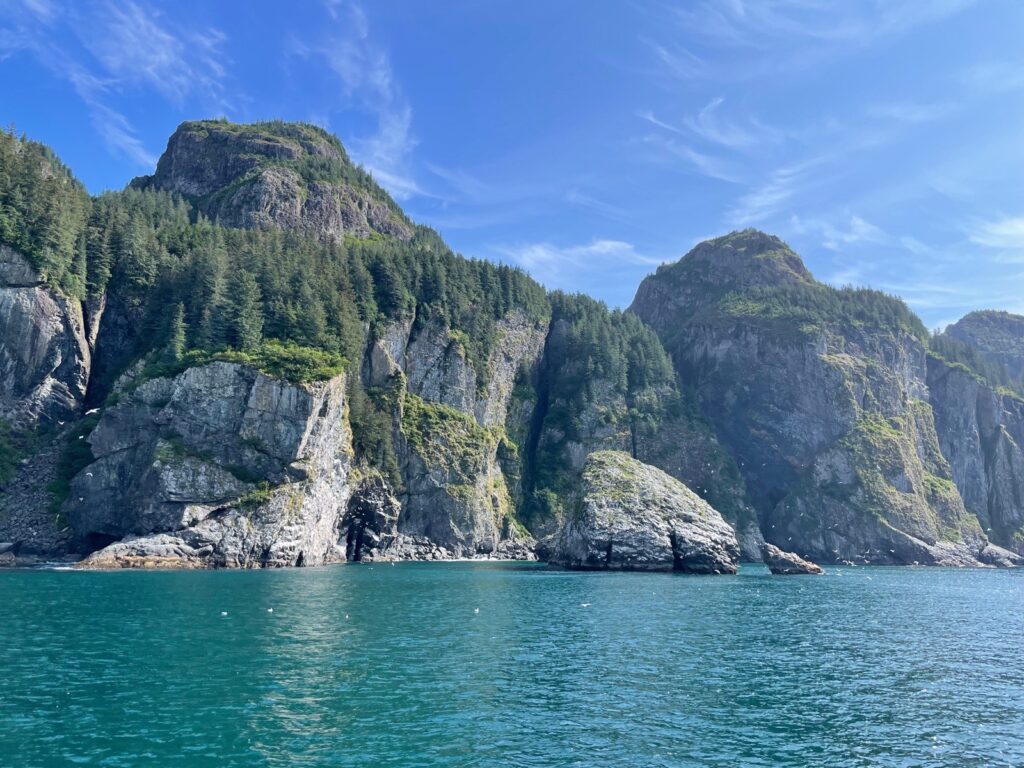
227 270 264 352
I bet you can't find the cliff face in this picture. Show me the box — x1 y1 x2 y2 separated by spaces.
927 355 1024 555
361 310 546 559
629 230 1002 565
945 311 1024 385
69 361 353 568
0 245 90 427
134 120 413 241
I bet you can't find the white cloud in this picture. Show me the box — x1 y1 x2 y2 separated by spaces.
294 1 419 199
729 158 823 225
684 97 781 149
790 213 886 251
969 216 1024 251
86 1 228 106
495 239 661 292
672 0 976 49
639 133 741 183
0 0 231 168
866 102 953 125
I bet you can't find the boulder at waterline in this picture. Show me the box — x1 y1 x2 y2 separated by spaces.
550 450 739 573
761 543 824 575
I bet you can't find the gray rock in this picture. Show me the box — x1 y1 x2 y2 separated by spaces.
761 542 823 575
978 543 1023 568
136 121 413 242
550 450 739 573
0 542 13 554
928 355 1024 555
0 246 91 427
67 361 353 568
629 230 994 566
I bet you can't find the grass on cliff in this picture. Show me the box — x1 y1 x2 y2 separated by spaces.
719 282 928 342
145 340 348 384
401 391 497 476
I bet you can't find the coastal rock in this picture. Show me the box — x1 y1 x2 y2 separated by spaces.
0 245 90 426
927 355 1024 555
551 451 739 573
67 361 353 568
761 542 823 574
396 389 525 558
342 474 402 562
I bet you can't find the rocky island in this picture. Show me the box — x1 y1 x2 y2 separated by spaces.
1 120 1022 571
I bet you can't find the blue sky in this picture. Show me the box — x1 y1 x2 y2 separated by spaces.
2 0 1023 327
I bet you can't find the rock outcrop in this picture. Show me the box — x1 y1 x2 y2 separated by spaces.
0 245 90 427
550 451 739 573
134 120 413 241
629 230 998 566
66 361 353 568
944 311 1024 386
927 355 1024 555
761 542 823 575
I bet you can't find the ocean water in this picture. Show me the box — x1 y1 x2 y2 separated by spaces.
1 563 1022 768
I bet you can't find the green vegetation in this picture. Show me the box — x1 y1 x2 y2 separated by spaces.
720 282 928 341
237 482 275 510
401 391 497 475
0 127 91 297
523 293 689 527
47 414 100 512
929 332 1024 397
347 376 401 487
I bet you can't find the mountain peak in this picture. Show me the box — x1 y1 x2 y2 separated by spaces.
132 119 413 241
679 229 814 286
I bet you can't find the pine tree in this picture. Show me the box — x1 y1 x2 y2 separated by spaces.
166 302 187 363
227 270 263 351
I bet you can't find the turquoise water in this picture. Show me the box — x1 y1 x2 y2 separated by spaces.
1 563 1022 767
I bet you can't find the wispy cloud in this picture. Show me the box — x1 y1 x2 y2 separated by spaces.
639 134 741 183
294 1 420 199
729 158 824 225
0 0 231 168
790 213 886 251
86 1 229 106
969 216 1024 252
640 99 782 151
640 37 706 80
671 0 976 49
866 101 953 125
684 97 782 149
495 239 662 294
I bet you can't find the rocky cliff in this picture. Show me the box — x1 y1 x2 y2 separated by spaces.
0 245 90 427
927 355 1024 555
68 361 353 567
133 120 413 241
629 230 1011 566
3 122 1024 570
944 311 1024 386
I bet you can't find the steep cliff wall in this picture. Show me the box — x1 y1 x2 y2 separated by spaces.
0 245 90 427
68 361 353 568
927 355 1024 554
